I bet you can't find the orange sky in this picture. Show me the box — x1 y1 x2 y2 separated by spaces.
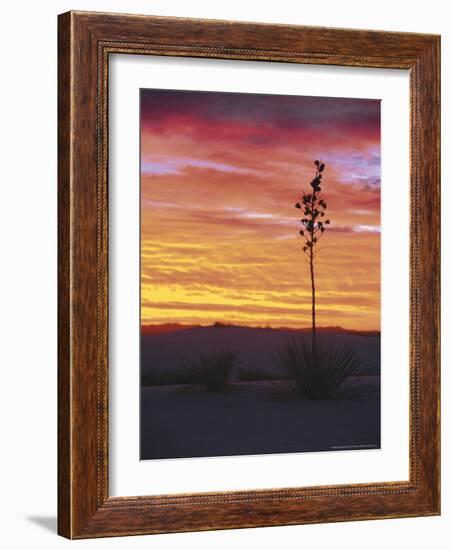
140 90 380 330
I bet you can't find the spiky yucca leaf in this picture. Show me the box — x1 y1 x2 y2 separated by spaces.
185 350 237 392
275 338 361 399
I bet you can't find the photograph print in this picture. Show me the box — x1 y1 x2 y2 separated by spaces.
140 89 381 460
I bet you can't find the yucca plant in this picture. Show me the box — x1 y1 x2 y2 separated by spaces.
275 337 361 399
185 350 237 392
295 160 330 363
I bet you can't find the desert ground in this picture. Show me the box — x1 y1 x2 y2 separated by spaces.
140 325 380 460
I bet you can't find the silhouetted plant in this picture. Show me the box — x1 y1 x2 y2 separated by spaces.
275 337 361 399
294 160 330 362
185 350 237 392
141 367 200 387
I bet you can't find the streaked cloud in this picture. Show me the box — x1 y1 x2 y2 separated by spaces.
142 156 261 176
354 225 381 233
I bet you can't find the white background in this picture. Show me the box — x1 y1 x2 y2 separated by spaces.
0 1 449 549
110 56 409 496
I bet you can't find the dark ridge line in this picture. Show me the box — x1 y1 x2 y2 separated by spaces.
141 323 380 337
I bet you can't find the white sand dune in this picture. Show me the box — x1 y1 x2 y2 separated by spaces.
141 376 380 460
140 326 381 459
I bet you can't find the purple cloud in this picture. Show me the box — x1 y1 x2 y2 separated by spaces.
142 156 260 176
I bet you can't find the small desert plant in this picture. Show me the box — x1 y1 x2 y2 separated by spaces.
141 367 200 386
185 350 237 392
275 338 361 399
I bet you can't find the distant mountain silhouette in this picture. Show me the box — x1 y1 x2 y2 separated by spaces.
141 322 379 337
141 323 197 335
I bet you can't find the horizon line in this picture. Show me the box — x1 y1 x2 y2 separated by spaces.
140 322 380 334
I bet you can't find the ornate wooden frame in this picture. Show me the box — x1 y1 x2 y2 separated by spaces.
58 11 440 539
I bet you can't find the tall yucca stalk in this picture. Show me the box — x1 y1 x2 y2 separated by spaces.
294 160 330 361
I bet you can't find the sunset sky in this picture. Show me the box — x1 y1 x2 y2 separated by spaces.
140 90 380 331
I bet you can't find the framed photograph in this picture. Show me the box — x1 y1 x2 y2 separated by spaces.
58 11 440 538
